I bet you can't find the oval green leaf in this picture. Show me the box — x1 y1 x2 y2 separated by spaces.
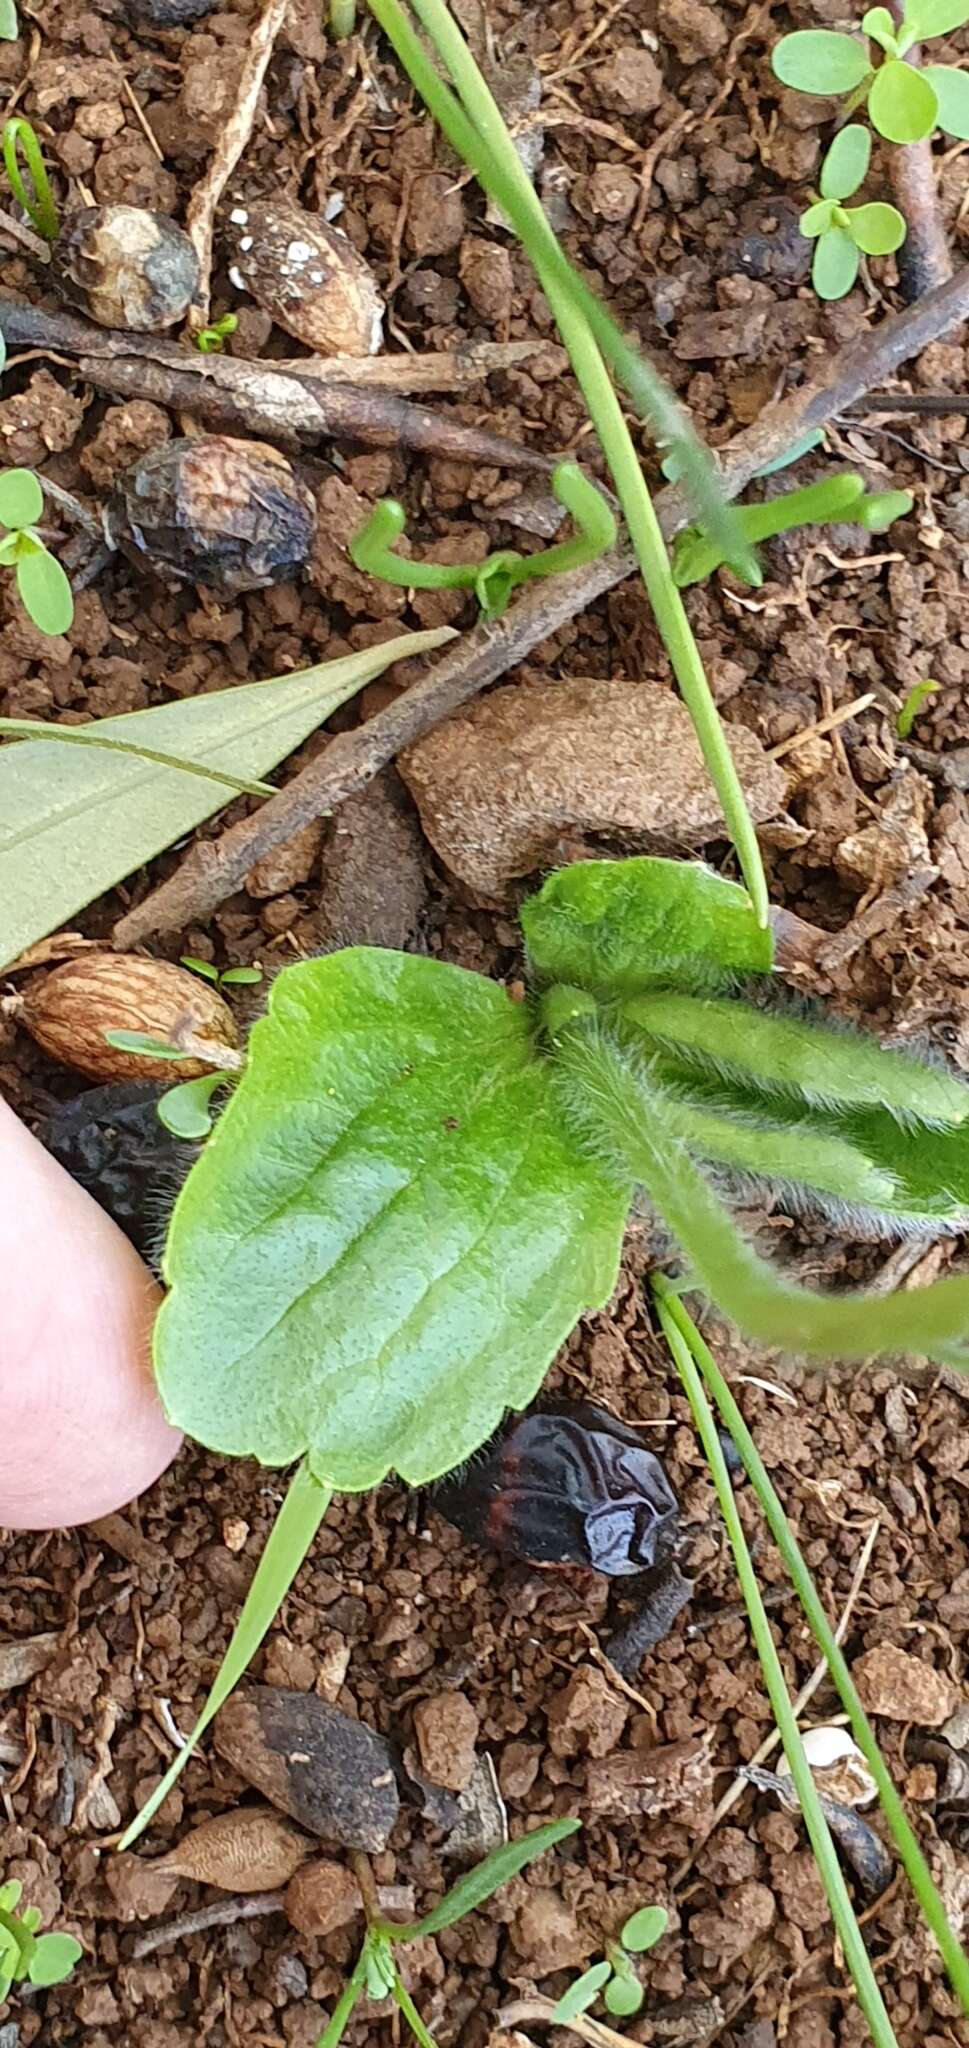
904 0 969 38
604 1972 644 2017
0 466 43 528
869 56 938 138
621 1905 670 1953
862 5 899 46
772 30 872 92
923 63 969 135
156 1072 224 1140
820 123 871 199
800 198 834 237
0 0 18 38
521 857 773 999
551 1963 614 2023
155 951 629 1489
847 199 907 253
14 542 74 635
27 1933 82 1987
812 224 860 299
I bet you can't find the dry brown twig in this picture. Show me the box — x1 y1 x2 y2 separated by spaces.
111 263 969 946
886 0 952 297
184 0 291 334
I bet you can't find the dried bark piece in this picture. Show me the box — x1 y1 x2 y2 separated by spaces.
152 1805 311 1892
399 677 787 899
213 1687 400 1850
0 1634 60 1691
852 1644 960 1727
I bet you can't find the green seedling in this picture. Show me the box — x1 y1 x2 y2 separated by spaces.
181 955 265 991
552 1905 669 2023
0 469 74 635
317 1822 578 2047
773 1 969 145
673 469 912 586
798 127 905 299
194 313 239 354
0 1881 81 2002
0 1 18 39
328 0 357 32
350 461 617 619
2 117 58 238
897 675 939 736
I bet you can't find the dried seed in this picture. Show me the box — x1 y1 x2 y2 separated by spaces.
104 435 317 595
224 196 383 357
56 206 199 332
16 954 239 1083
153 1806 311 1892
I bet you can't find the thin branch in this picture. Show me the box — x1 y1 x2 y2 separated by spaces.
184 0 290 333
130 1892 286 1959
112 264 969 946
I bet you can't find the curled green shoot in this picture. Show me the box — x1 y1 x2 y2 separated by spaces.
673 473 913 587
897 676 939 738
2 118 58 240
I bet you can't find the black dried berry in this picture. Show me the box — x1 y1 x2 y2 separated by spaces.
435 1400 679 1576
39 1082 195 1263
104 435 317 595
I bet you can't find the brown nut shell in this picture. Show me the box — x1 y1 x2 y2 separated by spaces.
19 954 239 1083
104 434 317 595
226 196 383 357
56 206 200 332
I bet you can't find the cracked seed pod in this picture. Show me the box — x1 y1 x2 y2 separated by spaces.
225 196 384 357
104 435 317 594
16 954 239 1083
55 205 199 332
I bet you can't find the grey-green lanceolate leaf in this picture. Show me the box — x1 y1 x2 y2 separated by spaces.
155 951 629 1489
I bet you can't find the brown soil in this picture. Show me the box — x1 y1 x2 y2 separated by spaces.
2 0 969 2044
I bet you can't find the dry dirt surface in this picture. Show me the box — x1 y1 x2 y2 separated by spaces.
1 0 969 2043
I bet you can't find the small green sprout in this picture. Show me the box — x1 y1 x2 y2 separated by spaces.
0 469 74 636
672 470 913 587
2 117 58 239
0 0 18 38
350 460 616 619
897 676 940 737
318 1822 580 2048
157 1071 227 1140
181 955 265 990
328 0 357 33
799 127 905 299
773 1 969 145
552 1904 669 2023
194 313 239 354
0 1881 82 2003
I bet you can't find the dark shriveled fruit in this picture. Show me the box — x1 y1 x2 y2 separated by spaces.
104 435 317 594
55 206 199 332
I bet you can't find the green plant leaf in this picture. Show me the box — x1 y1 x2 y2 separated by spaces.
862 5 899 46
847 200 908 253
404 1819 581 1937
772 30 872 92
27 1933 82 1987
923 63 969 135
103 1030 190 1061
621 1905 669 1952
221 965 264 985
0 718 277 796
0 1884 22 1911
156 1072 225 1139
858 487 912 530
521 858 773 999
155 952 628 1488
812 225 860 299
550 1962 613 2022
603 1973 644 2017
820 124 871 199
903 0 969 38
800 198 835 236
14 540 74 635
0 467 42 528
869 57 938 138
180 954 221 982
0 627 452 976
0 0 18 39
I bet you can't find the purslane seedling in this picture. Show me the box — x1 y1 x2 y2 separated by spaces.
0 1881 82 2002
0 468 74 635
773 2 969 145
119 855 969 1860
798 128 906 300
673 470 912 585
552 1904 669 2022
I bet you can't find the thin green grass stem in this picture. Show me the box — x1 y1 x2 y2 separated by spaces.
652 1275 900 2048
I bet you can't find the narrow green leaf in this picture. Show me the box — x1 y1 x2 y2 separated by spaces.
521 858 773 999
27 1933 82 1987
800 198 835 236
156 1072 224 1140
897 676 939 737
820 124 871 199
0 718 277 796
0 467 42 528
551 1962 613 2022
648 1087 896 1209
621 1906 669 1952
903 0 969 38
180 955 221 982
847 200 907 253
772 30 872 92
155 952 628 1488
14 540 74 634
103 1030 189 1061
0 627 452 975
220 964 264 985
0 0 18 40
391 1970 441 2048
923 63 969 135
812 225 860 299
405 1819 581 1937
869 57 938 139
604 1973 644 2017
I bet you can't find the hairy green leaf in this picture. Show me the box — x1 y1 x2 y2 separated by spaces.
869 57 938 138
0 628 451 975
772 29 872 92
924 63 969 135
820 124 871 199
156 951 628 1489
655 1087 896 1209
904 0 969 38
405 1819 581 1936
812 225 860 299
848 200 907 253
0 467 42 528
521 858 772 998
